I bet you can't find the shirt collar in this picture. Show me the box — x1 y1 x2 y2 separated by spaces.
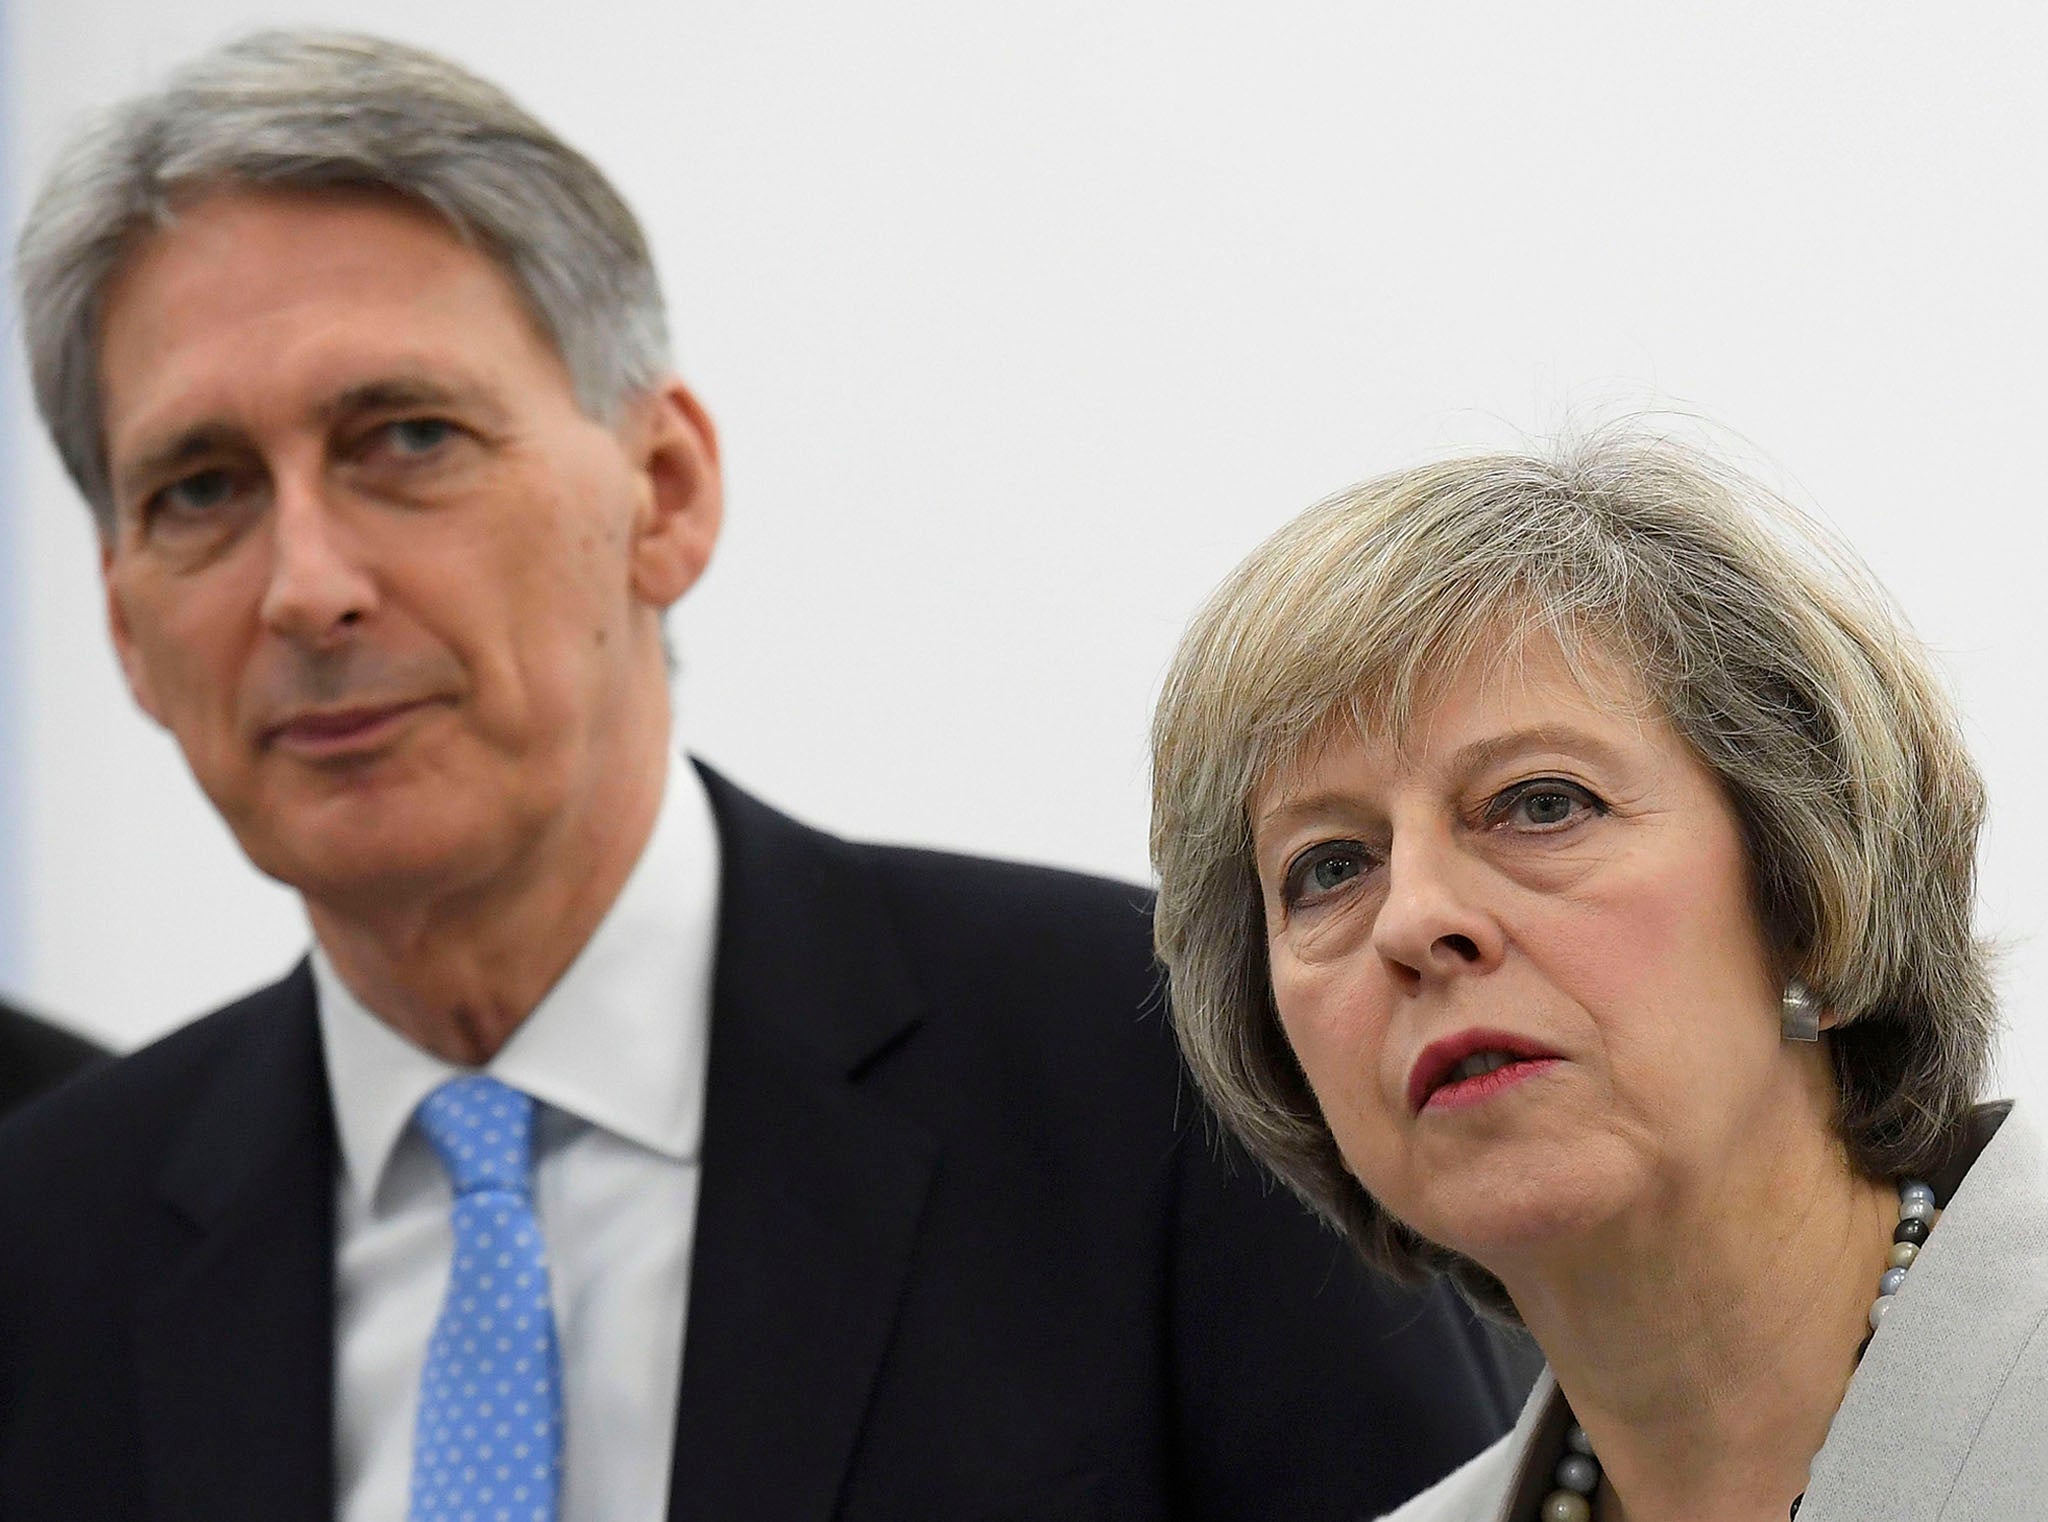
316 747 721 1210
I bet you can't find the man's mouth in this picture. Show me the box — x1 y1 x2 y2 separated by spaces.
262 698 443 757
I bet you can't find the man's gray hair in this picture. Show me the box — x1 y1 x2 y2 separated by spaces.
15 28 672 532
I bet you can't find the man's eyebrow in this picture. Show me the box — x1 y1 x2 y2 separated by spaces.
114 375 508 500
115 425 250 502
313 375 502 426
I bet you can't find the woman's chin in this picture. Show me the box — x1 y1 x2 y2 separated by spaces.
1388 1150 1643 1269
1429 1199 1615 1266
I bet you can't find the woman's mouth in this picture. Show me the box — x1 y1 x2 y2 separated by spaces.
1406 1029 1563 1113
1421 1054 1559 1112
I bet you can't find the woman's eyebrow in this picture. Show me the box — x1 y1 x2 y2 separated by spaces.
1446 724 1633 779
1254 789 1375 841
1254 724 1637 838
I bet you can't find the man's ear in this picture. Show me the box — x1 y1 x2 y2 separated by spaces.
625 378 723 611
101 539 167 727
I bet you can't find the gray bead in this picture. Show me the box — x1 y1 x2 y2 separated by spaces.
1556 1453 1600 1494
1878 1266 1909 1297
1564 1423 1596 1455
1869 1294 1894 1330
1899 1180 1934 1205
1898 1195 1936 1224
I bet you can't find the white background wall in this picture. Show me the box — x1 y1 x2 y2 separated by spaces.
5 4 2043 1112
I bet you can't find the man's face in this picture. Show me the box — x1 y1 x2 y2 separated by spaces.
96 188 720 911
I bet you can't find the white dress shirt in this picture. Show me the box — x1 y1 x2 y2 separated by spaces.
317 750 720 1522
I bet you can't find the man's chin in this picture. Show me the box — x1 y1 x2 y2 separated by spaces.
239 822 506 914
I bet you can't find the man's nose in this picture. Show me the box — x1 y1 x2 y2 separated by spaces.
258 472 377 644
1368 830 1505 986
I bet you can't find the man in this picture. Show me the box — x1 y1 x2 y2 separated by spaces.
0 995 103 1117
0 31 1529 1522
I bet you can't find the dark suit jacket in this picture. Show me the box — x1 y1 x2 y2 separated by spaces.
0 996 105 1118
0 766 1528 1520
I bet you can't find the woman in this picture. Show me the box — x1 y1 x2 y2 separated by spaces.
1149 433 2044 1522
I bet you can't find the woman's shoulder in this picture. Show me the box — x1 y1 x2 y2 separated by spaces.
1802 1100 2048 1517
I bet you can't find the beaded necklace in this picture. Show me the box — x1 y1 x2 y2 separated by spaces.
1534 1177 1939 1522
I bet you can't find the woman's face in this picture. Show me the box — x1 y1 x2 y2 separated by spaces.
1251 633 1829 1267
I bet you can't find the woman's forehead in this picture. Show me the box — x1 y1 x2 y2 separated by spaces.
1272 626 1665 782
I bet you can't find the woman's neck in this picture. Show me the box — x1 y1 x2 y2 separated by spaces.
1498 1128 1898 1522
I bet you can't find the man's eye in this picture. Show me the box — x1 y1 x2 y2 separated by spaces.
1282 843 1376 907
149 467 239 520
1491 779 1603 830
382 418 457 455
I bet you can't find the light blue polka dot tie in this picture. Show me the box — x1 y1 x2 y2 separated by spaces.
408 1075 562 1522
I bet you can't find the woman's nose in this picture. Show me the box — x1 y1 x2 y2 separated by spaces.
1368 832 1505 985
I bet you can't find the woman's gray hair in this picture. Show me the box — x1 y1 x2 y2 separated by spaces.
15 28 671 532
1150 430 1996 1320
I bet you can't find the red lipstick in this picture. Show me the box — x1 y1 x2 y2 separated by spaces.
1406 1028 1562 1114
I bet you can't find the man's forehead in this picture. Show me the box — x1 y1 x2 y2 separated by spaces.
97 188 559 469
108 180 474 294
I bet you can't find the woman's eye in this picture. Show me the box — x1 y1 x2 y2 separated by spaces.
1282 843 1377 907
1491 779 1602 830
1310 855 1357 890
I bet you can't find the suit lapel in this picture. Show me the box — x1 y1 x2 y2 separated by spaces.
133 967 337 1522
667 767 937 1522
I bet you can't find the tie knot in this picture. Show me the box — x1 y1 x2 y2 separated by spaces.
413 1075 537 1197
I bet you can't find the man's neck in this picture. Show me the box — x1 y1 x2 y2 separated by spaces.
306 738 673 1067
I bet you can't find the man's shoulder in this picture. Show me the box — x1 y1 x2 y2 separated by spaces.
698 765 1185 1146
1373 1425 1523 1522
700 761 1160 1011
1370 1370 1553 1522
857 839 1154 962
839 842 1173 1097
699 761 1152 910
0 998 107 1116
0 968 312 1206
